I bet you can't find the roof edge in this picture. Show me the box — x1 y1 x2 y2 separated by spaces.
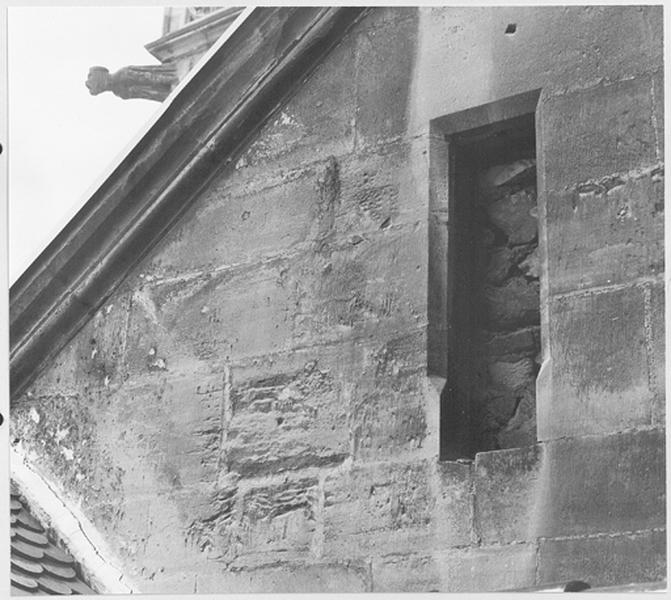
145 6 244 64
11 446 137 594
10 6 368 399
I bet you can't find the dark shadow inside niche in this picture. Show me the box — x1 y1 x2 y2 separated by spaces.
440 113 539 460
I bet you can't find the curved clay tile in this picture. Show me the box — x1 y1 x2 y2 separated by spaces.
10 491 96 596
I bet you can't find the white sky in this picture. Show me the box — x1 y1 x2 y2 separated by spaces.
8 6 166 283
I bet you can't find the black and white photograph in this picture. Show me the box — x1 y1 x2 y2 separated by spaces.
4 3 667 595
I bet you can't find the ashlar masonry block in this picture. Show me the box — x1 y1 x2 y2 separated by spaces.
474 444 544 545
433 542 537 592
535 429 665 539
372 553 439 592
538 529 666 588
648 281 665 425
354 9 418 147
539 75 658 191
322 460 435 559
545 168 664 295
541 284 653 439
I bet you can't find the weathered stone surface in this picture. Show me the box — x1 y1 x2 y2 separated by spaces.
100 486 221 576
372 553 439 592
496 390 536 449
434 543 537 592
434 461 474 547
542 285 652 439
322 460 434 559
103 375 225 492
535 429 665 538
518 246 540 278
350 331 431 461
235 30 358 172
338 141 424 228
447 158 540 453
354 9 418 146
488 358 534 391
282 226 427 348
25 292 135 396
127 260 295 365
163 560 371 593
483 328 538 358
474 444 543 544
228 477 319 568
12 6 666 593
485 247 520 285
482 159 536 188
484 277 540 330
144 168 321 276
652 69 664 161
648 282 665 425
480 390 523 431
130 235 428 374
545 169 664 294
538 529 666 588
487 188 538 245
416 6 662 132
541 75 658 191
225 360 349 476
11 394 123 515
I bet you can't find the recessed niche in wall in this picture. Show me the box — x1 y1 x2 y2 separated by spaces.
428 90 541 460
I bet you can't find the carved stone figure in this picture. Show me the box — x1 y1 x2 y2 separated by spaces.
85 64 178 102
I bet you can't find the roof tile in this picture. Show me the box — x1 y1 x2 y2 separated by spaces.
16 511 43 533
11 556 44 575
37 575 74 595
10 573 39 592
42 562 77 580
12 540 45 561
11 585 34 596
10 493 97 595
15 525 49 547
43 544 75 565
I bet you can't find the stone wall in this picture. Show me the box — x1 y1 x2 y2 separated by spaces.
11 6 665 592
474 159 540 450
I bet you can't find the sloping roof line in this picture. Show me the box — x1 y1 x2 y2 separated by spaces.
11 446 135 594
10 7 368 399
146 6 244 64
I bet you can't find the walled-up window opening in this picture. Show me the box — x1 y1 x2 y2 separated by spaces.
428 99 540 461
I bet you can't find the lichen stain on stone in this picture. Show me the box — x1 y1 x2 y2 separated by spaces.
11 393 125 516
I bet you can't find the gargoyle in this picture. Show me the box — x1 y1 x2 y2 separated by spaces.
85 64 178 102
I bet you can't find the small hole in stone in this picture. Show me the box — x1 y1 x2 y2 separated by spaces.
276 417 284 426
505 23 517 34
